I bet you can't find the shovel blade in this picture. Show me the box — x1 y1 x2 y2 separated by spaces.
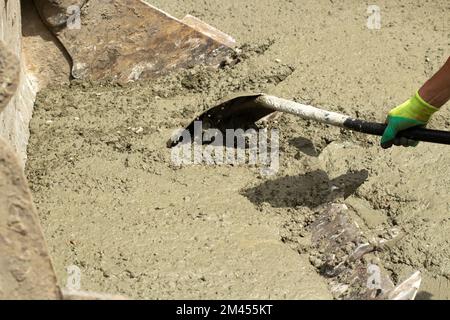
168 93 279 147
34 0 236 82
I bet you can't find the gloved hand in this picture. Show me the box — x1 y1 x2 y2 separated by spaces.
381 91 439 148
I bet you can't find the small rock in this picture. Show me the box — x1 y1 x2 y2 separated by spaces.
102 270 110 278
125 269 136 278
309 256 323 268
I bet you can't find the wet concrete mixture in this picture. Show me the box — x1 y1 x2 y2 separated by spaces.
26 0 450 299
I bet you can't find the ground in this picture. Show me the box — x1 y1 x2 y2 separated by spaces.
26 0 450 299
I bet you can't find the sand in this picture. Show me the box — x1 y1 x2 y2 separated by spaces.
26 0 450 299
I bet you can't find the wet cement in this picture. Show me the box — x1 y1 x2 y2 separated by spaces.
26 0 450 299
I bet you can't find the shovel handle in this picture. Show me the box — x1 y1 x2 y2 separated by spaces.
257 95 450 146
343 118 450 145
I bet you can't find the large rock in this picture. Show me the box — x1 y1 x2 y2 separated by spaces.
0 137 61 299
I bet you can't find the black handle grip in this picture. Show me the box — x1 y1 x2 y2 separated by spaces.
343 118 450 145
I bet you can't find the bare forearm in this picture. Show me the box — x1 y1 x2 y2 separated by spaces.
418 56 450 108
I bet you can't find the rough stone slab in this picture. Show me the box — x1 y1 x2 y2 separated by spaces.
0 0 38 165
33 0 235 82
0 137 61 299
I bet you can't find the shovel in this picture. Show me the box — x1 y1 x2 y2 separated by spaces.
168 93 450 147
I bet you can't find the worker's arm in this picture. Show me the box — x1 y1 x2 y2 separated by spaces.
381 56 450 148
419 57 450 108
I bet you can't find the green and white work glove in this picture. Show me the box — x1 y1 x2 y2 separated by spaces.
381 91 439 148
